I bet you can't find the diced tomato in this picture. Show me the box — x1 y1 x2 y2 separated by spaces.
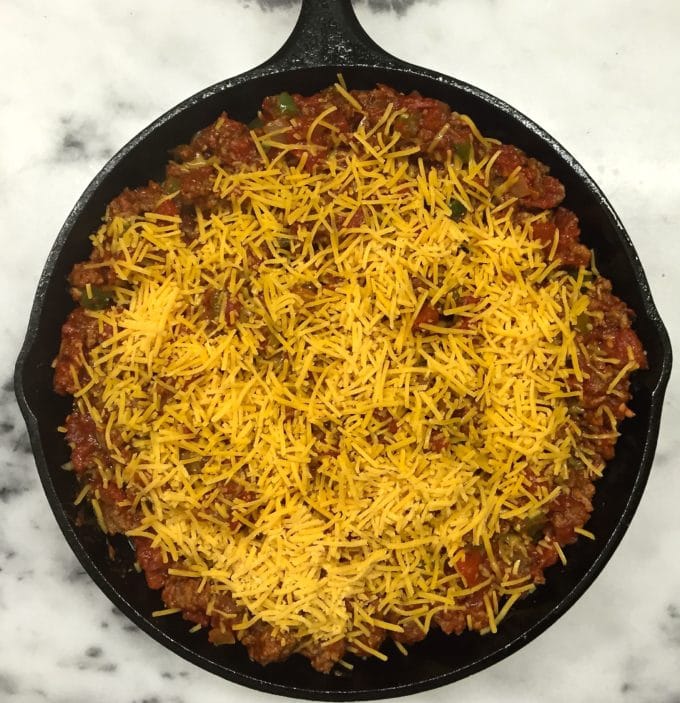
153 198 178 217
412 304 440 331
456 548 483 587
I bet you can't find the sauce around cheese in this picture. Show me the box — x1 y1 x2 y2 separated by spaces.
54 82 646 672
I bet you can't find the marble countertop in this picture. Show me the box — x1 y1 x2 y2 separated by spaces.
2 1 679 701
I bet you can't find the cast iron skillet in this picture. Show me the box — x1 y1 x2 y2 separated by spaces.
14 0 672 699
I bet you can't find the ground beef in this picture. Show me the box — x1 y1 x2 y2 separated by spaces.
306 638 347 674
165 162 217 209
206 592 243 646
492 144 565 210
392 620 427 646
97 482 136 534
64 412 102 472
353 84 473 160
162 575 212 627
54 83 646 674
107 182 166 219
528 542 561 583
237 622 298 665
134 538 169 590
547 482 595 544
68 259 117 293
530 207 591 267
350 624 386 656
434 608 467 636
54 308 110 395
173 112 260 168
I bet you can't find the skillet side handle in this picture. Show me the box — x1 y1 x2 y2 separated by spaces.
262 0 401 71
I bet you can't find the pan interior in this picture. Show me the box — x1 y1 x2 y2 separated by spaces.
16 63 670 700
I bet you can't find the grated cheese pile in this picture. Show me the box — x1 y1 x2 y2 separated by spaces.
73 102 596 652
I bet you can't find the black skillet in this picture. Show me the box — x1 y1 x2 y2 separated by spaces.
14 0 672 699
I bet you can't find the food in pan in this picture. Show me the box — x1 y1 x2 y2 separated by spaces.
53 82 646 672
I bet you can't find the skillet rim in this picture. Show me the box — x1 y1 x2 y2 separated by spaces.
13 1 672 698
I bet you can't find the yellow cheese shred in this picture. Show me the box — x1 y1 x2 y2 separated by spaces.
74 102 604 656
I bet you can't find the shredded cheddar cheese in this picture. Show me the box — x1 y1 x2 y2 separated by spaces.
73 105 604 654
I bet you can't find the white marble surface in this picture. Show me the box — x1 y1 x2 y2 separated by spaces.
1 1 680 701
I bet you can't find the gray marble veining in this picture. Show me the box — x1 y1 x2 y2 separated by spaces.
2 1 679 701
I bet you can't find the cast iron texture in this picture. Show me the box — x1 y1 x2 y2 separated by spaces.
14 0 672 699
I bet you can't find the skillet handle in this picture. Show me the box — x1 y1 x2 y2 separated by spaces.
262 0 402 70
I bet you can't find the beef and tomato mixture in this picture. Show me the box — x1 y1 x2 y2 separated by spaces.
54 83 646 672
